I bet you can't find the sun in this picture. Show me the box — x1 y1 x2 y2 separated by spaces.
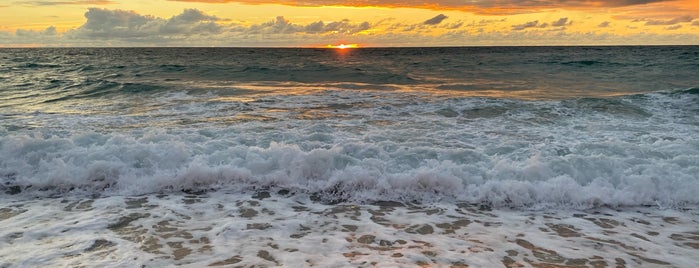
326 43 359 49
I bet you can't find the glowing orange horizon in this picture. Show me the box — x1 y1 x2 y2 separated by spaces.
326 43 359 49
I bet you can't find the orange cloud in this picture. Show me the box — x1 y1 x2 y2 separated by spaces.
167 0 673 14
612 1 699 20
19 0 114 5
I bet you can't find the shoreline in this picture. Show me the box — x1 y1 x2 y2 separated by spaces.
2 192 698 267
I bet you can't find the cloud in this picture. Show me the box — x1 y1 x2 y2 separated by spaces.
166 0 672 15
75 8 159 38
66 8 373 44
512 20 539 30
73 8 234 39
160 8 221 34
2 26 62 47
244 16 371 35
446 21 463 29
468 18 507 27
18 0 114 5
511 18 574 31
666 25 682 30
319 20 371 34
3 7 698 47
644 15 693 25
385 15 460 32
424 14 448 25
15 26 57 36
246 16 297 34
551 18 571 27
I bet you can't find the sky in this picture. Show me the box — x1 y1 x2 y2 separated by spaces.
1 0 698 47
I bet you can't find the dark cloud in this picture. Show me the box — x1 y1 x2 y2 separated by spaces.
424 14 448 25
665 25 681 30
598 21 611 27
645 15 693 25
551 18 571 27
693 21 699 26
512 20 539 30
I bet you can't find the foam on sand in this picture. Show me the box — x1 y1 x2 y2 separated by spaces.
1 191 697 267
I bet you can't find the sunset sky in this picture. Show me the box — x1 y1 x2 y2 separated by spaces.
1 0 698 47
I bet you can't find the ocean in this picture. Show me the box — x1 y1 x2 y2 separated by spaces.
1 46 698 267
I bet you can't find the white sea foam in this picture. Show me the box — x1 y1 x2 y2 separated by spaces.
1 192 698 267
1 47 698 208
2 88 697 208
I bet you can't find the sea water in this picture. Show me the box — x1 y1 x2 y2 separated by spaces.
1 47 698 267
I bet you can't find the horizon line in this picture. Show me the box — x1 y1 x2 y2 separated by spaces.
2 44 698 49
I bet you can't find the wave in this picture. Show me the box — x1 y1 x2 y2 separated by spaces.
560 60 615 67
1 47 698 209
561 98 651 118
41 81 166 103
2 101 697 209
185 64 417 85
676 87 699 95
20 63 62 69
